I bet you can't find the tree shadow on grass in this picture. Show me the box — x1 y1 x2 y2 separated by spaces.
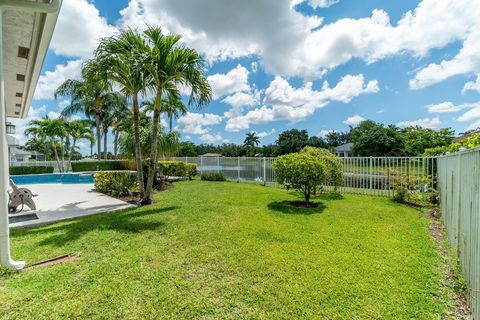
267 201 326 215
15 206 179 248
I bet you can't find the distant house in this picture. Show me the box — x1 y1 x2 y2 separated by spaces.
334 143 353 157
9 147 32 162
200 153 222 157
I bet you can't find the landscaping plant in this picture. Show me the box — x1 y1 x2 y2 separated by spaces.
273 152 327 204
201 172 226 181
94 171 137 197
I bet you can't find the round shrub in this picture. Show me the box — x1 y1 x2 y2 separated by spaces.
273 152 327 203
300 147 343 187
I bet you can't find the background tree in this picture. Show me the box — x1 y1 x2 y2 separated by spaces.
178 141 198 156
324 130 351 148
351 120 403 156
65 121 94 170
275 129 309 155
307 136 328 148
244 132 260 157
402 126 455 156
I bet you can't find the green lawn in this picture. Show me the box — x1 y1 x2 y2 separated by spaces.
0 181 449 319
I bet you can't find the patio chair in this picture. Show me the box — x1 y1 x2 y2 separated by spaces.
8 179 37 213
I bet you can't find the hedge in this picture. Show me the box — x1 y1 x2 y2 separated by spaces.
9 166 54 175
201 172 226 181
71 161 132 172
157 161 197 180
94 171 137 197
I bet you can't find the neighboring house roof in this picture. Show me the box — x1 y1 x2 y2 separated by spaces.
6 134 18 146
200 153 223 157
3 1 62 118
9 147 32 156
334 142 354 152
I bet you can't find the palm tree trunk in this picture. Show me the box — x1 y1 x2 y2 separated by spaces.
51 141 61 173
103 127 108 161
67 139 76 173
60 138 66 172
133 94 145 199
169 112 173 132
114 130 119 159
90 141 93 159
143 95 161 203
95 112 101 161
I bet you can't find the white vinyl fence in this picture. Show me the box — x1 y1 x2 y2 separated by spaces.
438 148 480 318
171 156 437 196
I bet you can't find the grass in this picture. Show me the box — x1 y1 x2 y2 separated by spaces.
0 180 449 319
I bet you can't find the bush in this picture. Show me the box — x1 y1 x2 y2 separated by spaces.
94 171 137 197
273 153 327 203
201 172 226 181
9 166 54 175
300 147 343 188
157 161 197 181
71 161 130 172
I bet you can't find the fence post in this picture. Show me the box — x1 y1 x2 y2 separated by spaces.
263 157 266 186
200 156 203 175
369 156 373 191
217 156 220 173
237 157 240 181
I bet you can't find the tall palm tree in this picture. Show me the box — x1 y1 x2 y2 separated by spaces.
55 59 112 161
244 132 260 157
95 28 151 199
142 27 212 203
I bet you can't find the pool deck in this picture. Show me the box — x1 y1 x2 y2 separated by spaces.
9 184 136 228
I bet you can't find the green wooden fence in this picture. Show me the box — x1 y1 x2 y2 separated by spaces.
438 148 480 318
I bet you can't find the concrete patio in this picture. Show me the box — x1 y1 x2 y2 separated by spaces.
9 184 135 228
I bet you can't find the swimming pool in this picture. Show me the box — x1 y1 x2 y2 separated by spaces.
11 173 94 185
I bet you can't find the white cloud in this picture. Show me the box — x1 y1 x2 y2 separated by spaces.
251 61 259 73
34 59 83 100
207 64 250 99
343 114 365 126
318 130 332 137
397 117 441 129
225 74 378 131
410 30 480 90
463 75 480 94
427 101 462 113
51 0 117 59
47 111 61 120
457 107 480 122
255 129 276 138
199 133 225 143
8 105 47 145
306 0 339 9
118 0 480 83
176 112 222 135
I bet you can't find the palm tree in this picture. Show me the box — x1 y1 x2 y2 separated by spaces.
25 117 67 172
244 132 260 157
65 121 94 171
55 59 112 161
163 96 188 132
95 28 151 199
142 27 212 203
98 93 129 160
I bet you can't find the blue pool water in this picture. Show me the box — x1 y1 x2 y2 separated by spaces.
11 173 94 185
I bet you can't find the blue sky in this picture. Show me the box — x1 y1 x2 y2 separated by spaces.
11 0 480 152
